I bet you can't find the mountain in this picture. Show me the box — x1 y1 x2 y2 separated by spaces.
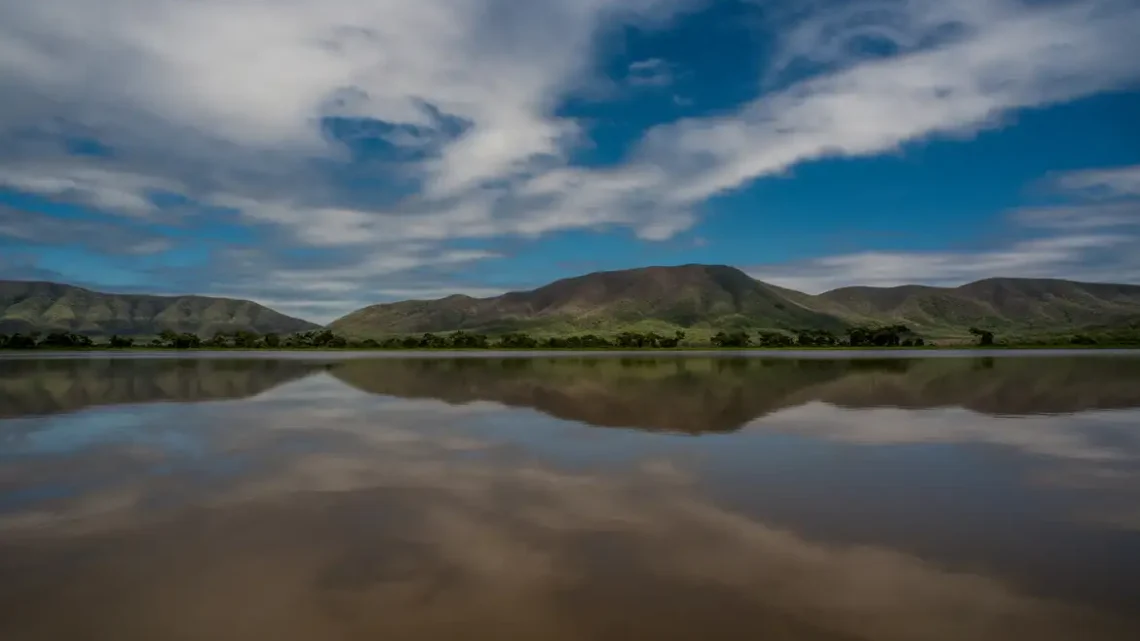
330 267 1140 338
0 281 319 337
330 264 847 337
819 278 1140 332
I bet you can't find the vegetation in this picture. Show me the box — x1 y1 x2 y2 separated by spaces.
326 265 1140 339
8 269 1140 346
969 327 995 346
1 280 319 337
6 323 1138 351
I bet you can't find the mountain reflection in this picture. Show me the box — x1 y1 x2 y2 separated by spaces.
2 388 1138 641
2 356 1139 640
0 357 327 419
330 356 1140 433
4 355 1140 429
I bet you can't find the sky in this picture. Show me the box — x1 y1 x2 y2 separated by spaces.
1 0 1139 323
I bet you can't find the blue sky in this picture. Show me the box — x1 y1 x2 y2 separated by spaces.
1 0 1139 322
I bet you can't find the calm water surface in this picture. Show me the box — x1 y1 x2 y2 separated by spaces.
1 354 1139 641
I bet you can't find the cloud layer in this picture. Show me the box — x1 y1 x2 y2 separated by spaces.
1 0 1139 317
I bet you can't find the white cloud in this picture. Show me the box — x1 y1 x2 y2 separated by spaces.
1 0 1139 310
1052 164 1140 199
748 234 1134 292
1013 202 1140 230
0 164 177 217
627 58 675 87
635 0 1140 206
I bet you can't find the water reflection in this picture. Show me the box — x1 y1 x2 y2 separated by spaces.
331 356 1140 430
0 357 326 419
1 356 1139 641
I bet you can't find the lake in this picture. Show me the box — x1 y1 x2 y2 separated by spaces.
1 353 1139 641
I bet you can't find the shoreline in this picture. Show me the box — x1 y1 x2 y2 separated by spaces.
3 346 1140 360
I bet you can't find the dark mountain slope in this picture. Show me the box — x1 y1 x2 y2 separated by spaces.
0 281 319 336
818 278 1140 331
330 264 848 336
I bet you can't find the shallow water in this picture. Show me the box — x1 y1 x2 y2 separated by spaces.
1 355 1139 641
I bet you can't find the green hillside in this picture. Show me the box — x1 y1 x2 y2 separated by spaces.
329 264 848 338
329 265 1140 339
819 278 1140 335
0 281 319 337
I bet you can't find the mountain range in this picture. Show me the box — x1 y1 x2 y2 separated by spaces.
328 264 1140 339
5 264 1140 338
0 280 318 337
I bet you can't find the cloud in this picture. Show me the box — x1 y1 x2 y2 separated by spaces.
748 234 1135 292
626 58 675 87
1012 201 1140 230
0 0 1138 311
748 159 1140 292
0 164 177 217
1052 164 1140 199
0 205 174 255
2 385 1137 640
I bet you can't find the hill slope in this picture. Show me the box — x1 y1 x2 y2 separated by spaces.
819 278 1140 332
332 267 1140 338
0 281 319 336
330 264 848 336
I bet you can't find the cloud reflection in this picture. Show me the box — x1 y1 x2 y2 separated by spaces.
1 371 1139 640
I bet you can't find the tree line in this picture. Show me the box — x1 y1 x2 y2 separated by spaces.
5 324 1124 351
2 326 923 350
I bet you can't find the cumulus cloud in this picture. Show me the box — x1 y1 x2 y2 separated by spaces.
1 0 1138 311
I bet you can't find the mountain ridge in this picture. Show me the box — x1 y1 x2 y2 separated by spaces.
6 265 1140 339
0 280 319 337
330 265 1140 337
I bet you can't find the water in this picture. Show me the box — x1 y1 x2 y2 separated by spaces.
1 354 1138 641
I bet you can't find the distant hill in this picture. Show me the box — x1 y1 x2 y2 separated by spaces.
819 278 1140 332
329 265 1140 338
329 264 847 337
0 281 319 337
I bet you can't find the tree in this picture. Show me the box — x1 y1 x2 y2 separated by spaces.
845 325 916 347
158 329 179 347
109 335 134 348
38 332 93 348
172 333 201 349
205 331 230 348
446 331 488 348
416 333 448 348
496 332 538 349
2 333 37 349
968 327 995 346
232 330 260 349
263 333 281 348
711 331 750 348
755 331 795 347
